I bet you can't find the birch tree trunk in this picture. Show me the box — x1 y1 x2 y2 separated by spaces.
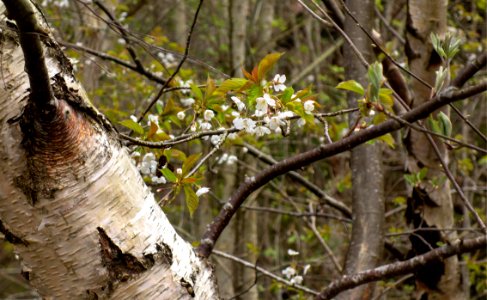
338 0 385 299
0 2 218 298
404 1 464 298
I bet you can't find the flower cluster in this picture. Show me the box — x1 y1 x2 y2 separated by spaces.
138 153 166 184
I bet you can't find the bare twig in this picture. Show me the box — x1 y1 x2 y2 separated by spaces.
137 0 204 122
243 143 352 217
61 41 166 84
212 250 319 296
185 133 228 178
241 205 351 223
425 130 487 232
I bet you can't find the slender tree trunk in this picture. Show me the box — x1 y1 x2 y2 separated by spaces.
172 0 187 46
229 0 249 76
338 0 385 299
0 2 218 298
404 1 464 299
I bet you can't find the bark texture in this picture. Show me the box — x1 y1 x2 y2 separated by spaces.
405 1 463 299
0 2 218 299
338 0 385 299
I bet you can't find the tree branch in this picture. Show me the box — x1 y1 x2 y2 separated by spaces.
3 0 55 113
315 235 486 299
196 81 487 258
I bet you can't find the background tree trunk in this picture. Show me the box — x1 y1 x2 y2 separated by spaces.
404 1 464 299
338 0 385 299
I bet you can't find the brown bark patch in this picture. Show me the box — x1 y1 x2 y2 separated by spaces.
97 227 147 282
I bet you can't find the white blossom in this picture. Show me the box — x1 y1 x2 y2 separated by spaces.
290 275 303 285
204 109 215 121
233 117 256 133
231 96 246 111
297 118 306 127
272 74 287 92
303 264 311 275
130 115 138 122
304 100 315 114
147 114 159 126
151 176 166 184
228 132 238 140
199 120 212 130
278 111 294 119
210 135 222 145
267 116 284 131
287 249 299 256
181 97 195 107
282 266 296 279
178 79 193 94
176 168 183 175
196 187 210 197
255 94 275 117
255 126 271 137
139 153 157 175
221 104 229 111
177 111 186 120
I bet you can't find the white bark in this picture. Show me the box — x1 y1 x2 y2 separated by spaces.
0 3 218 299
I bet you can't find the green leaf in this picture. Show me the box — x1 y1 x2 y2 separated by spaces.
216 78 248 93
119 119 144 135
378 133 395 148
257 52 283 81
190 84 203 100
428 116 442 136
417 167 428 181
437 111 452 137
379 88 394 108
161 168 178 183
182 153 202 175
367 62 383 101
336 80 365 96
281 87 294 103
183 185 199 218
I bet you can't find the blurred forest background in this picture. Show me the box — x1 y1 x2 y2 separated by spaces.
0 0 485 299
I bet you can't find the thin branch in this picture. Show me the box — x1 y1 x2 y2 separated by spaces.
452 52 487 88
380 109 487 154
243 143 352 217
185 133 227 178
425 130 487 231
120 127 239 148
212 250 319 296
137 0 204 122
241 206 352 223
3 0 55 112
94 1 145 71
337 0 433 90
308 215 343 273
450 103 487 143
374 5 405 45
61 41 166 84
320 0 345 28
196 82 487 258
315 235 487 299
